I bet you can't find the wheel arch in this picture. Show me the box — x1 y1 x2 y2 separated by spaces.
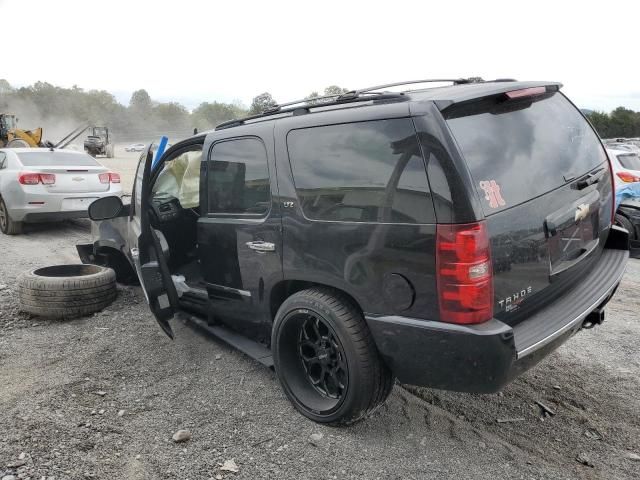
94 245 138 284
615 208 638 240
269 279 364 324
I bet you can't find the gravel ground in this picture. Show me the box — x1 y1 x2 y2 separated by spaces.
1 220 639 480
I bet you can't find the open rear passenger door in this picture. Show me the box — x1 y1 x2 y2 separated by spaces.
131 145 179 339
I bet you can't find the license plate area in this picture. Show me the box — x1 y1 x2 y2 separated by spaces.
61 197 98 211
548 216 598 267
545 190 600 275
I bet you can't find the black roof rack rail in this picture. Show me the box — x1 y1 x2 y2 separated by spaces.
215 77 496 131
339 78 477 99
215 91 405 130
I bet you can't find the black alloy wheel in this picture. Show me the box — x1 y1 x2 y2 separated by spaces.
272 287 394 425
298 312 349 401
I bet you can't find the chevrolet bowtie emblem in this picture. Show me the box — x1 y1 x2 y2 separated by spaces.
72 176 84 182
575 203 590 222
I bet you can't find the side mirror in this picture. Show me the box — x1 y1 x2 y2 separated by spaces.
89 196 124 221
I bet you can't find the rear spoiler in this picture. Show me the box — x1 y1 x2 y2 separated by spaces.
433 82 563 112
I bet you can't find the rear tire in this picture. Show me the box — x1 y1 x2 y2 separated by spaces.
614 213 636 240
272 287 394 425
18 264 117 319
0 197 23 235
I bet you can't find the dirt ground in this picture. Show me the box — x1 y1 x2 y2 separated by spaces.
1 167 639 478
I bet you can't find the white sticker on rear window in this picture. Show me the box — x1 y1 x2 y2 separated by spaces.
479 180 506 209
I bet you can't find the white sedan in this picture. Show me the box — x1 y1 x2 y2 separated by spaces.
125 143 146 152
607 147 640 188
0 148 122 235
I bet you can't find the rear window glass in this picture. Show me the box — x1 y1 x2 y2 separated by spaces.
287 118 435 224
618 153 640 171
445 92 607 214
17 151 101 167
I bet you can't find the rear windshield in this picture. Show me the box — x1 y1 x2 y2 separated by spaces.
445 92 607 214
17 151 101 167
618 153 640 171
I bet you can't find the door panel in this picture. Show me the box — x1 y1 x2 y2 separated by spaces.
198 125 282 342
131 144 179 338
274 114 439 320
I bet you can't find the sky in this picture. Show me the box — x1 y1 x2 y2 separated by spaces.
1 0 639 112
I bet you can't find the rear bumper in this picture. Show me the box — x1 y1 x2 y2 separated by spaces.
8 188 121 222
366 239 629 393
22 210 88 222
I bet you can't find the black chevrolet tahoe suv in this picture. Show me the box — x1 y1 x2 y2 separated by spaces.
80 79 629 425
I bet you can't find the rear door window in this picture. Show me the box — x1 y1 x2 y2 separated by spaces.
207 137 271 216
286 118 435 224
445 92 607 214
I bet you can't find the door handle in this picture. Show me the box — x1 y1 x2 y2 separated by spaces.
246 241 276 253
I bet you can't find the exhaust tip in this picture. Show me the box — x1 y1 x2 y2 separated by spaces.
582 308 605 329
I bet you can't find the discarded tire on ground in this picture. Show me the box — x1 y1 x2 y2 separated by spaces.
18 264 117 319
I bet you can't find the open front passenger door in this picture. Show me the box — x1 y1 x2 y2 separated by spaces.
131 145 179 338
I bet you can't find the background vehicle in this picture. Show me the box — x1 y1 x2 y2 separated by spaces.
607 148 640 247
607 147 640 188
80 79 628 425
0 113 43 148
0 148 122 235
125 143 146 152
603 139 640 154
83 126 114 158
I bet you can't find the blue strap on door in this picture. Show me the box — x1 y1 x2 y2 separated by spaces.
151 136 169 171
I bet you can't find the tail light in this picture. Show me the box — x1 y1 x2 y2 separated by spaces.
616 171 640 183
504 86 546 100
436 222 493 324
99 172 121 184
18 172 56 185
601 143 617 224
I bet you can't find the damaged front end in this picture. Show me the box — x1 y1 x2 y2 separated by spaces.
76 216 137 284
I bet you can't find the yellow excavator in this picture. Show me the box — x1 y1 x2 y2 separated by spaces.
0 113 43 148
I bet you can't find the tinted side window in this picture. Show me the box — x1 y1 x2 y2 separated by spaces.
287 119 435 224
208 137 270 215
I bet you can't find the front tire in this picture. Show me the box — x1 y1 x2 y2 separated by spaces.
0 197 23 235
272 287 394 425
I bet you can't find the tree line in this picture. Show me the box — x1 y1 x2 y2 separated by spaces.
4 78 637 142
0 79 348 143
585 107 640 139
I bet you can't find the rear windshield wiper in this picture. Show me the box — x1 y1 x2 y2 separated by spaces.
575 168 605 190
